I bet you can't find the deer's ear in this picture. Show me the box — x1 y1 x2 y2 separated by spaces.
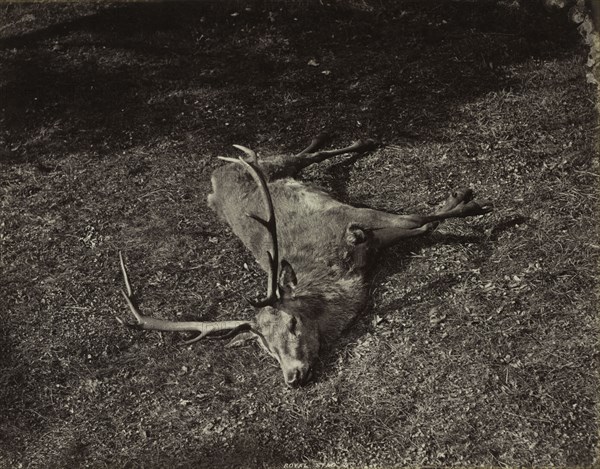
345 222 368 245
278 259 297 298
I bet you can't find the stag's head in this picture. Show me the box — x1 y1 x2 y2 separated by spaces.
118 148 322 387
251 307 320 386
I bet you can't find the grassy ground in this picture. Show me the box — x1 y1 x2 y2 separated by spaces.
1 1 598 467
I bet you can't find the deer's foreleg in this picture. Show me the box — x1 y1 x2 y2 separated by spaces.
294 139 376 169
362 189 492 250
264 137 376 179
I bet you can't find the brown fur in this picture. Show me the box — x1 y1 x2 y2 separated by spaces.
209 164 368 336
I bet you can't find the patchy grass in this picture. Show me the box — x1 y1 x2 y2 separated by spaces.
0 1 598 467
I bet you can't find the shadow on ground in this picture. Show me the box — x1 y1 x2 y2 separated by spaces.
1 0 578 161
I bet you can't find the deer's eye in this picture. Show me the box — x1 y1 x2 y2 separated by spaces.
288 316 297 335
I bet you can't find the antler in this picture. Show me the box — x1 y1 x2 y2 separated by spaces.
231 144 257 163
117 252 254 344
218 146 280 307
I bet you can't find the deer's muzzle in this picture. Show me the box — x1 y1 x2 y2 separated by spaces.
284 364 313 388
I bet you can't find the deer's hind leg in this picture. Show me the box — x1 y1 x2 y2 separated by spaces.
359 188 492 250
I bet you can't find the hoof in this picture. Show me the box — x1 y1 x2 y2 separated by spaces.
451 188 474 204
358 139 378 151
441 188 474 212
462 199 494 216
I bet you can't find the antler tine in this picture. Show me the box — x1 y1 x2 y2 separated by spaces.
117 251 254 340
232 144 257 163
219 148 279 307
117 251 143 325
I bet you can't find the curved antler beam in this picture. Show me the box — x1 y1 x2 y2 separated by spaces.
218 148 280 307
117 252 255 342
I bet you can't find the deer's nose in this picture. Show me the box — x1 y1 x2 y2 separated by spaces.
285 366 312 387
285 370 301 388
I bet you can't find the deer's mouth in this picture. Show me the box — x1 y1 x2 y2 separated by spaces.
285 365 313 388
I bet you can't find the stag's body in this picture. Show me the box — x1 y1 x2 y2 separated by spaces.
119 136 492 387
209 162 370 341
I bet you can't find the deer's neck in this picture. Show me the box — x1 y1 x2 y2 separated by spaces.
284 257 368 339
